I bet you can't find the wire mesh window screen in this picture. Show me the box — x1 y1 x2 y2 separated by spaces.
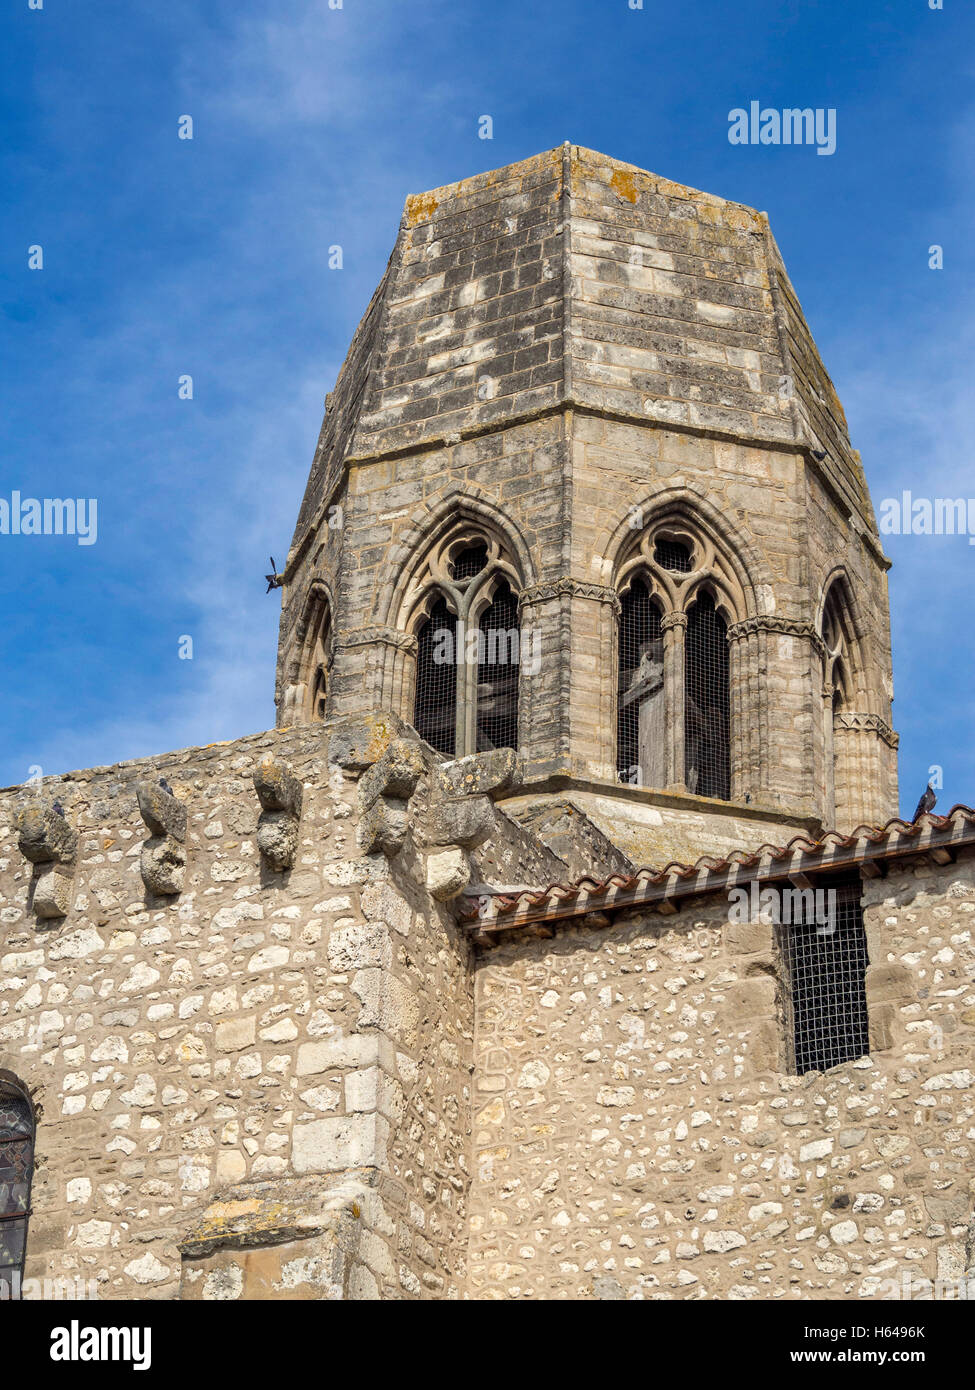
477 580 519 752
617 578 663 784
414 596 458 756
782 880 870 1074
685 592 730 800
450 544 489 581
654 538 693 573
0 1083 33 1299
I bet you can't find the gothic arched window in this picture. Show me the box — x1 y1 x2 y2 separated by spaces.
685 591 730 800
820 579 862 825
0 1076 34 1301
476 578 519 753
287 586 334 726
414 596 458 757
306 599 333 723
617 577 663 785
408 528 522 758
616 518 740 799
822 585 855 712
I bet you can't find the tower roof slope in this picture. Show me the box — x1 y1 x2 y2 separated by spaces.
292 145 870 552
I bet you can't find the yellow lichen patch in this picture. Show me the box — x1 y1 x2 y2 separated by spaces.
203 1199 263 1223
405 191 440 227
610 169 639 204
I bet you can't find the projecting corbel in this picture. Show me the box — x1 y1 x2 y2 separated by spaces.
136 780 187 897
253 757 303 871
16 799 78 921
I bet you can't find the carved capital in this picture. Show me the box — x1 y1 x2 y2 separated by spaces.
833 711 899 749
519 579 621 615
727 615 828 660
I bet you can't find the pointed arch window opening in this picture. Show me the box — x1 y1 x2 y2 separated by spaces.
414 596 458 757
476 578 520 753
821 581 864 826
0 1077 34 1300
617 577 664 786
685 591 730 801
298 595 334 725
616 520 740 798
410 530 522 758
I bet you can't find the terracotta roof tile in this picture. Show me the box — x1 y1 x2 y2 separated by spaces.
462 805 975 932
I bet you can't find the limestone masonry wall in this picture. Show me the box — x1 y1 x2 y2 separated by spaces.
0 721 474 1300
2 715 973 1300
467 854 975 1300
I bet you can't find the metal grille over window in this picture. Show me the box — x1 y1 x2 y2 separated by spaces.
477 580 519 752
685 592 730 799
414 597 458 756
783 880 870 1074
617 578 663 785
0 1081 33 1300
451 544 488 581
654 538 693 572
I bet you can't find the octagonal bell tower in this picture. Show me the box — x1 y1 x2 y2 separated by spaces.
275 145 898 850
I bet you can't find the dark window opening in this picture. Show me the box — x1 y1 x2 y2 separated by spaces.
311 665 328 722
450 544 489 582
617 578 663 785
414 597 457 756
685 592 730 800
0 1078 34 1301
476 580 519 752
782 878 870 1075
654 538 693 573
304 602 332 724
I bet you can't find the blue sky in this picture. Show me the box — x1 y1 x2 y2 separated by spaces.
1 0 972 820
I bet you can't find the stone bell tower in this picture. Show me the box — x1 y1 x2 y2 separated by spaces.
275 145 898 852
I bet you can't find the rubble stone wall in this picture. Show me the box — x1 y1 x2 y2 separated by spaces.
0 720 474 1300
466 853 975 1300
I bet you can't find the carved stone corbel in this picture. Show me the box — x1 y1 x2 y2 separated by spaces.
253 757 303 871
136 781 186 897
16 799 78 921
